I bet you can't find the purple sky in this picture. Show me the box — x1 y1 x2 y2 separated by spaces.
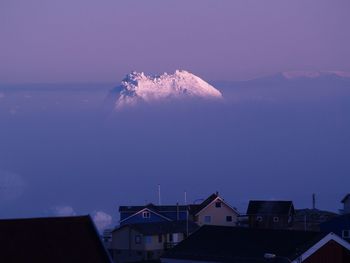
1 0 350 83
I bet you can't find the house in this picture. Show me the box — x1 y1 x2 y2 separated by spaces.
110 221 198 263
161 225 350 263
0 215 112 263
341 193 350 214
292 208 338 231
321 214 350 242
246 200 295 229
188 192 239 226
119 192 239 227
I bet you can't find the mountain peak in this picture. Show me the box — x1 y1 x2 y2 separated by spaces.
112 70 222 109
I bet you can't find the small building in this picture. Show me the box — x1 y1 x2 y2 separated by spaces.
246 200 295 229
321 214 350 242
161 225 350 263
189 192 239 226
0 215 112 263
341 194 350 214
111 221 198 263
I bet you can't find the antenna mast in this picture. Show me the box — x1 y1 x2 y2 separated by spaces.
158 184 161 205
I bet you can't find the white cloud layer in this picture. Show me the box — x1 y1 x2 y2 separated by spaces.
52 205 76 216
0 170 25 203
92 211 113 232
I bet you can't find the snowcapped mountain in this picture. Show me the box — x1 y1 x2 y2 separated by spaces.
110 70 222 109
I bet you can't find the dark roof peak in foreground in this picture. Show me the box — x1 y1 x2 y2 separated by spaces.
163 225 328 262
0 215 112 263
247 200 294 215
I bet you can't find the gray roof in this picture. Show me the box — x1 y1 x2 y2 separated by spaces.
247 200 294 215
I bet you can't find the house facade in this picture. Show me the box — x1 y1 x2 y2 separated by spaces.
246 200 295 229
111 221 198 263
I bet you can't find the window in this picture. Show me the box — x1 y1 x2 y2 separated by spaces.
342 230 350 239
204 215 211 223
158 234 163 243
215 201 222 208
273 216 279 222
256 216 263 222
168 233 173 242
142 211 150 218
135 235 141 244
226 216 233 222
144 236 152 244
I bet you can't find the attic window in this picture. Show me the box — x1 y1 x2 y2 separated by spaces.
256 216 263 222
215 201 222 208
142 211 150 218
343 230 350 239
273 217 279 222
135 235 141 244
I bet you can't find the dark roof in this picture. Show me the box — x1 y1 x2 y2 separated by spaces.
163 225 327 262
119 203 189 213
188 192 219 215
342 193 350 203
119 192 221 216
114 221 199 235
0 215 112 263
321 213 350 228
247 200 294 215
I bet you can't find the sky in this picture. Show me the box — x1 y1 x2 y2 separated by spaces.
1 0 350 83
0 1 350 229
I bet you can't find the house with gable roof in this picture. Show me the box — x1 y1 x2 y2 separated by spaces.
189 192 239 226
246 200 295 229
118 192 239 227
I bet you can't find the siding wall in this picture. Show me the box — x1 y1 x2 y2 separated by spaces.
196 201 238 226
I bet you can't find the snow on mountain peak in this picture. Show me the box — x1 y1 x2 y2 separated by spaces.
112 70 222 109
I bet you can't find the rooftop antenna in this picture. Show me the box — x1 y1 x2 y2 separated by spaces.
312 193 316 210
158 184 161 205
184 190 187 205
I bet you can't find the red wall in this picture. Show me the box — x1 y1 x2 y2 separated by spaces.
303 240 350 263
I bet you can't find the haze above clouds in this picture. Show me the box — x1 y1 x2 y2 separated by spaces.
1 0 350 83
